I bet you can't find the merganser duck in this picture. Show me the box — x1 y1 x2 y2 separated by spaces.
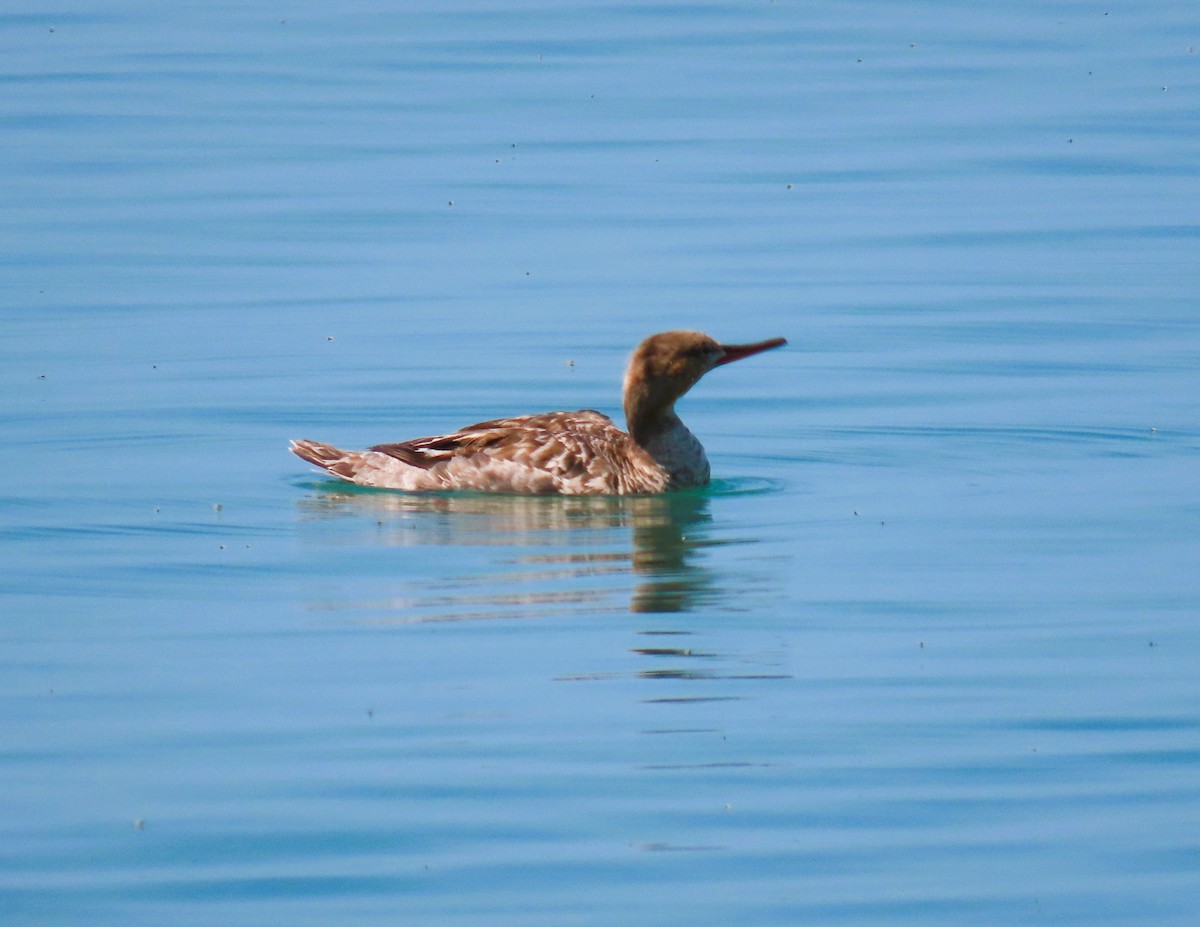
290 330 786 495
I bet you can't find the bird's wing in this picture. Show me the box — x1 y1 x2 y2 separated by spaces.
370 410 620 480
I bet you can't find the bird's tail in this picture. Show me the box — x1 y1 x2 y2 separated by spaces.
290 439 370 483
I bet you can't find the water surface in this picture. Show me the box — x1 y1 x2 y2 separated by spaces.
2 2 1198 925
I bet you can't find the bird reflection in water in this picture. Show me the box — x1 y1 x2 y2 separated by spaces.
296 487 724 616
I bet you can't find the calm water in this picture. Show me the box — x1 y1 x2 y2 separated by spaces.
3 1 1198 924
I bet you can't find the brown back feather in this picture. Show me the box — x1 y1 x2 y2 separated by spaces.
370 410 621 476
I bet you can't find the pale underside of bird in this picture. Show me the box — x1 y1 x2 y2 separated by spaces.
291 330 786 496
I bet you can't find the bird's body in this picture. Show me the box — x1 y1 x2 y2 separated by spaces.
290 330 785 496
292 410 676 495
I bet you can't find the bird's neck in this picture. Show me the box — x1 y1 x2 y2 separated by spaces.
627 407 710 488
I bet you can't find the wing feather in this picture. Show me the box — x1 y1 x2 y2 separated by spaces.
369 410 646 489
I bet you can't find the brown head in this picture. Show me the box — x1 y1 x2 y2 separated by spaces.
622 330 787 443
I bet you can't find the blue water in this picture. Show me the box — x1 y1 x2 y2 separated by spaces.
3 2 1198 924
